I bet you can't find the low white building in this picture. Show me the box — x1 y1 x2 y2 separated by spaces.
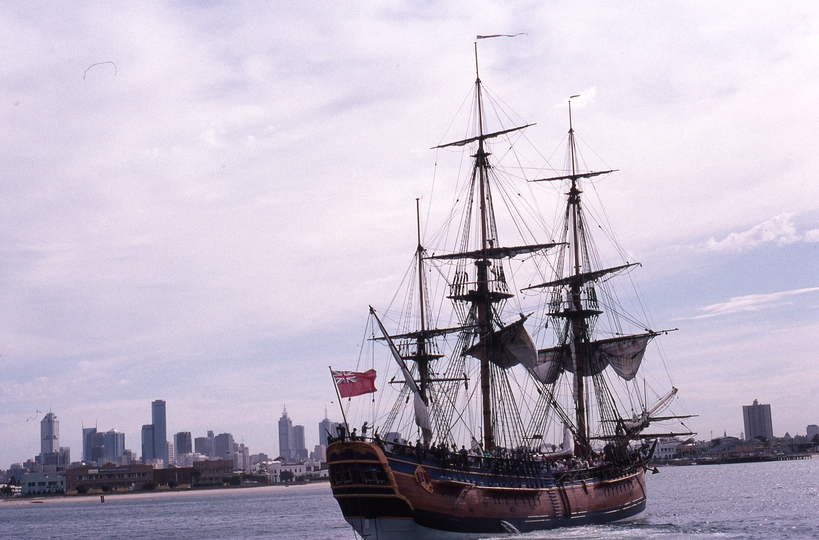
21 473 65 496
654 438 680 460
176 453 208 468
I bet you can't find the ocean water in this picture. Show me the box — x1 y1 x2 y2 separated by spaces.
1 459 817 539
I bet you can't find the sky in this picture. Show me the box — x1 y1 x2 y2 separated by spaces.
1 1 819 468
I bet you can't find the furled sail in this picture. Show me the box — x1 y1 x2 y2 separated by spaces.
427 242 561 261
370 307 434 444
531 333 654 384
463 318 538 369
522 262 639 291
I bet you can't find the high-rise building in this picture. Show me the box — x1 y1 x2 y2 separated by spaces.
41 412 59 455
175 432 193 455
278 407 294 460
293 425 308 460
82 427 97 462
743 399 774 441
141 424 155 463
152 400 168 465
214 433 235 461
807 425 819 440
37 411 70 466
319 411 339 447
103 429 126 464
91 431 105 463
194 436 212 458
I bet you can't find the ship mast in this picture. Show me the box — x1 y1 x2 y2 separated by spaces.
415 198 429 404
566 96 590 456
474 45 494 451
430 46 544 451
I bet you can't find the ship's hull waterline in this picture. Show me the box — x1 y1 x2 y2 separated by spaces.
329 440 647 539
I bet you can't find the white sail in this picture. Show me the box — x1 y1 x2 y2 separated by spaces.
371 307 434 443
464 318 538 369
532 333 654 384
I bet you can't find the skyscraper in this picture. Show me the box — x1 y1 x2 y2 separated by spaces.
82 427 97 462
293 425 308 460
141 424 155 463
194 436 213 457
278 407 294 460
41 412 59 455
743 399 774 441
103 429 126 464
152 400 168 465
175 431 193 455
319 409 339 448
214 433 235 461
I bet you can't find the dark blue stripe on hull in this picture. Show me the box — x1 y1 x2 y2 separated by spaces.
412 496 646 534
333 490 414 519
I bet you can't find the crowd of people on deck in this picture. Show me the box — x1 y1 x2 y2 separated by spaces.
331 423 649 478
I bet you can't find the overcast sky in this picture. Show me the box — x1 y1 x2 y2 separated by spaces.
2 1 819 467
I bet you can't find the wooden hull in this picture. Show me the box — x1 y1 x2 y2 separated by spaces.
328 440 647 539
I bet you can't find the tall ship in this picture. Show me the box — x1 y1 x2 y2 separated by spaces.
327 49 692 539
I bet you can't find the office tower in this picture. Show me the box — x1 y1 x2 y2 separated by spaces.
142 424 155 463
808 425 819 440
41 412 59 455
152 400 168 465
103 429 126 464
293 425 308 460
743 399 774 440
278 407 294 460
82 427 97 462
194 436 212 457
175 431 193 455
214 433 235 460
319 410 339 447
167 441 175 465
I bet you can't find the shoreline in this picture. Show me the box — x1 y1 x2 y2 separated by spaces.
0 479 330 507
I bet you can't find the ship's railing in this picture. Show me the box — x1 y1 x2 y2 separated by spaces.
329 428 645 485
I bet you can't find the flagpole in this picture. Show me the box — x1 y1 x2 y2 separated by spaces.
329 366 350 438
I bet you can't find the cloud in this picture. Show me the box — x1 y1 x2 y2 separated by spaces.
695 287 819 318
705 214 802 251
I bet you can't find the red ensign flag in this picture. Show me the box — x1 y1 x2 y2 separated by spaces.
332 369 377 398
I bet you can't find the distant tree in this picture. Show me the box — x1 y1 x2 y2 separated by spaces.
168 480 179 489
229 475 242 486
811 434 819 447
280 470 295 483
75 484 90 494
190 470 203 485
141 481 158 491
754 435 769 445
0 485 12 496
101 485 111 492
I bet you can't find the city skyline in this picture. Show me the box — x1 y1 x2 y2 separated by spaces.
2 3 819 465
2 400 342 469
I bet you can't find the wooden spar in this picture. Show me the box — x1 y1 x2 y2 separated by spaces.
567 96 588 456
415 198 429 404
474 48 494 452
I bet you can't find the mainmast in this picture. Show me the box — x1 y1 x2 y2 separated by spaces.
430 46 545 452
567 96 590 456
474 44 494 451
